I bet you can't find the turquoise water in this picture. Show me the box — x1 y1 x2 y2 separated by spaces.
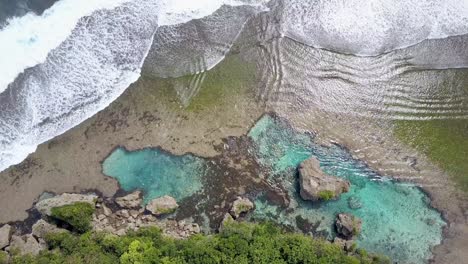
102 147 206 203
248 115 445 264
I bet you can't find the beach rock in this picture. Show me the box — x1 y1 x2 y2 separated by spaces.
298 157 350 201
219 213 235 232
0 224 12 249
115 191 142 209
9 234 44 256
35 193 97 216
146 195 178 216
230 197 254 219
333 237 355 252
335 213 362 239
32 219 68 239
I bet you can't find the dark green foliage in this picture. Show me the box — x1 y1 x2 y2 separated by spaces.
0 251 7 264
13 222 388 264
50 202 95 233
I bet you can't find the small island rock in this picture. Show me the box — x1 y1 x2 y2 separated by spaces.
146 195 178 216
298 157 350 201
335 213 362 239
115 191 142 209
230 197 254 218
35 193 97 216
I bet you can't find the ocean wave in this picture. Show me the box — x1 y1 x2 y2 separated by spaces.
280 0 468 56
0 0 267 172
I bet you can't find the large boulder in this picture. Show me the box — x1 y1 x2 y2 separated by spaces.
298 157 350 201
35 193 97 216
115 191 142 209
0 224 12 249
230 197 254 219
32 219 68 239
146 195 178 216
335 213 362 239
9 234 45 256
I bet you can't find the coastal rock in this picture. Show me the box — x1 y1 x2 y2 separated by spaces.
298 157 350 201
146 195 178 216
102 204 112 216
333 237 355 252
219 213 235 232
35 193 97 216
0 224 12 249
32 219 68 239
115 191 142 209
9 234 44 256
335 213 362 239
230 197 254 219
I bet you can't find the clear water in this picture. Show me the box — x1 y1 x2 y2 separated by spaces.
102 147 206 203
103 115 445 263
248 115 445 264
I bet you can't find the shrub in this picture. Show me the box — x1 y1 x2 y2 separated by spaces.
0 251 7 264
50 202 95 233
318 190 335 201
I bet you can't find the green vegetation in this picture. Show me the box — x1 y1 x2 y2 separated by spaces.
394 119 468 191
0 251 8 264
50 202 95 233
318 190 335 201
10 222 389 264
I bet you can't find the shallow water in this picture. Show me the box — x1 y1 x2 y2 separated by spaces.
103 114 445 264
102 147 207 203
248 115 445 264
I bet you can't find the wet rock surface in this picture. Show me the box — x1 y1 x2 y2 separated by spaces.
298 157 350 201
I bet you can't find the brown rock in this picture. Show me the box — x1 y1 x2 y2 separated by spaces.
115 191 142 209
335 213 362 239
146 195 178 216
298 157 350 201
230 197 254 219
0 225 12 249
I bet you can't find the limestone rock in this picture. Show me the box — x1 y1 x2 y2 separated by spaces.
32 219 68 239
102 204 112 216
9 234 45 256
0 224 12 249
146 195 178 216
298 157 350 201
333 237 355 252
219 213 235 232
35 193 97 216
335 213 362 239
230 197 254 219
115 191 142 209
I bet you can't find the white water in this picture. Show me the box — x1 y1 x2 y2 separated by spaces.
0 0 267 172
0 0 132 93
282 0 468 56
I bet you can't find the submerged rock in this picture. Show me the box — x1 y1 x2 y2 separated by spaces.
146 195 178 216
9 234 44 256
230 197 254 219
298 157 350 201
0 224 12 249
35 193 97 216
335 213 362 239
32 219 68 239
115 191 142 209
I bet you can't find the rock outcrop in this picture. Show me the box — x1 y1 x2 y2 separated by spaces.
146 195 178 216
298 157 350 201
0 224 12 249
219 213 235 232
333 237 355 252
32 219 68 239
9 234 44 256
35 193 97 216
335 213 362 239
230 197 254 219
115 191 142 209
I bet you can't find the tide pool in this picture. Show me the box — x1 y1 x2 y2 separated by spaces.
248 115 445 264
102 147 206 204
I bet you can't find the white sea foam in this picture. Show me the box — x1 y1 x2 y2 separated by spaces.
0 0 133 93
282 0 468 56
0 0 267 172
